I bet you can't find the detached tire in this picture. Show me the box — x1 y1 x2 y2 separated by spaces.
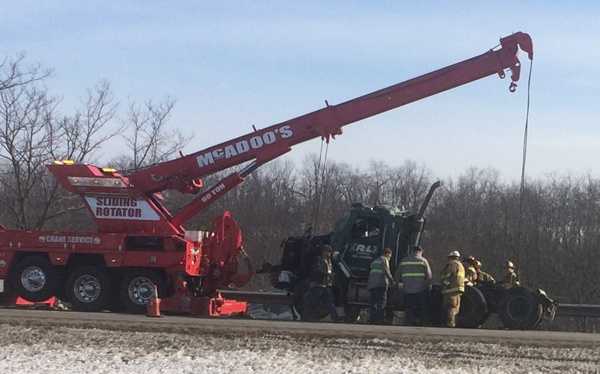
119 270 166 314
499 287 543 330
9 256 59 302
65 266 112 312
457 286 489 328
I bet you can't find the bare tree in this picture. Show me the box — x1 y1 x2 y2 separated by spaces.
119 98 188 171
35 81 120 229
50 80 119 162
387 160 432 211
0 78 56 228
0 56 119 229
0 53 51 92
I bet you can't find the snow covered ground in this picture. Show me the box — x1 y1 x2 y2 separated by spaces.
0 323 598 374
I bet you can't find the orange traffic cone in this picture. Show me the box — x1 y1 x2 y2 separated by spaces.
146 284 161 317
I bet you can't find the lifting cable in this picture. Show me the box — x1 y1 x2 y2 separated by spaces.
311 138 330 233
309 139 325 232
517 59 533 256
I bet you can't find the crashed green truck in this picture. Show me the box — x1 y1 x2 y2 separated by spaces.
263 182 557 329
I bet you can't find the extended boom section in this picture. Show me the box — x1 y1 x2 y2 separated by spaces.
131 32 531 229
128 32 532 194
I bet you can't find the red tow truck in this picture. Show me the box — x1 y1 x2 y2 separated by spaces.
0 32 533 316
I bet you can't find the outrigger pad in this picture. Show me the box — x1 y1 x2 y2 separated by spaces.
0 294 58 309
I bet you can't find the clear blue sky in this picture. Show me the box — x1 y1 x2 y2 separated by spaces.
2 1 598 180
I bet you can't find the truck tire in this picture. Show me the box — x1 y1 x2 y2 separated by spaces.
119 270 166 314
499 287 543 330
457 286 489 328
9 255 59 302
65 266 111 312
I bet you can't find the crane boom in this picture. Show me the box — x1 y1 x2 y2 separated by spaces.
129 32 532 193
48 32 533 234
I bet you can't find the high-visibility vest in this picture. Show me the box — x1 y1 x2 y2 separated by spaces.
398 259 428 279
370 257 384 273
368 256 391 289
441 260 465 294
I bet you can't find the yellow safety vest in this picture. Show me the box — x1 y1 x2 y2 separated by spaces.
398 260 428 279
370 257 384 273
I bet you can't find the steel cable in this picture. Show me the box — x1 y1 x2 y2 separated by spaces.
517 59 533 264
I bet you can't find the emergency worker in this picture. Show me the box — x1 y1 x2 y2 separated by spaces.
464 256 478 286
310 245 338 321
396 245 432 325
367 247 395 324
502 260 520 288
440 250 465 328
475 260 495 284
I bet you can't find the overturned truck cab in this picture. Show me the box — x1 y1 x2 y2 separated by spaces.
264 181 557 329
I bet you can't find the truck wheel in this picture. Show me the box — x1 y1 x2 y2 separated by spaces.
457 286 489 328
119 270 165 314
9 256 59 302
499 287 543 330
65 266 111 312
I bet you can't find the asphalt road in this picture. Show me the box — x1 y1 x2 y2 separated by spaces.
0 307 598 347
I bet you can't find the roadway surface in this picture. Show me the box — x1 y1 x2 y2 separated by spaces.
0 307 598 347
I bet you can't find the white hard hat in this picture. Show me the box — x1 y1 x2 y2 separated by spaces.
448 250 461 258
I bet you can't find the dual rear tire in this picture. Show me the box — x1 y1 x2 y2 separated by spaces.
66 268 166 313
9 256 165 313
118 270 166 313
65 266 112 312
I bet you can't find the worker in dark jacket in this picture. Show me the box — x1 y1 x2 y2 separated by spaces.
396 246 432 325
367 247 394 324
310 245 338 321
